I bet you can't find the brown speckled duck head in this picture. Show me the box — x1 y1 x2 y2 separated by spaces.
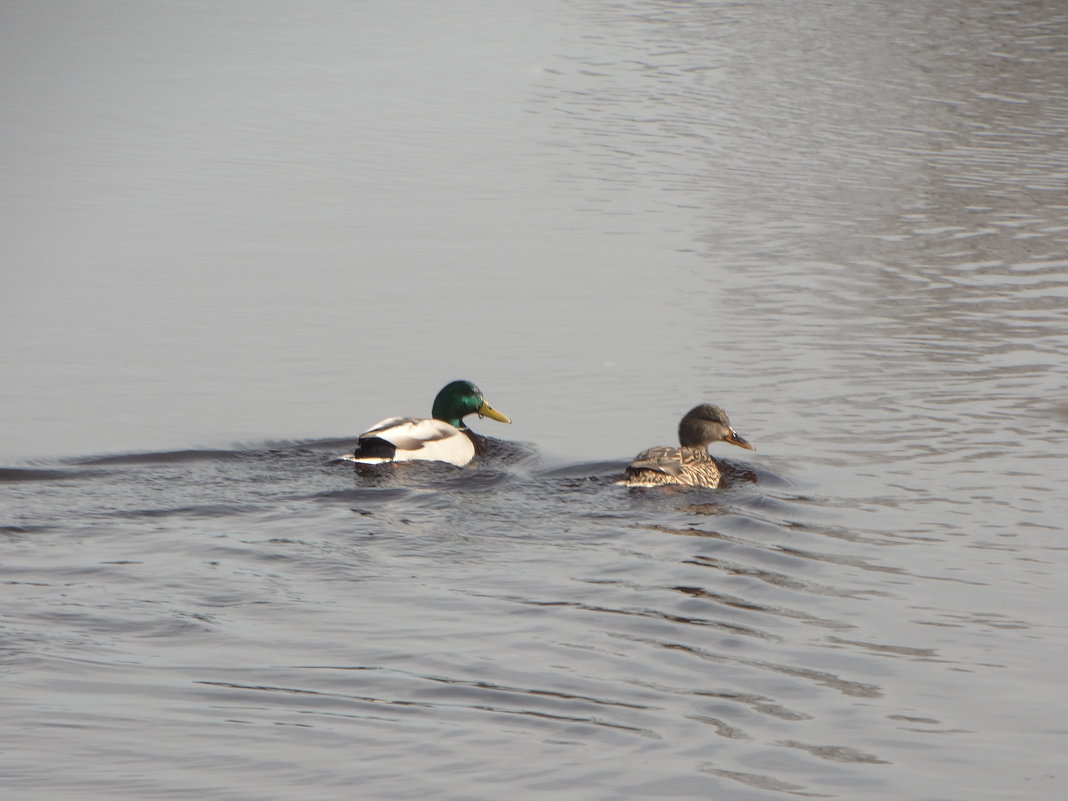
678 404 755 451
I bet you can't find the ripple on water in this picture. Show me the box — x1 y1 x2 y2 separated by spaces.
4 422 1057 799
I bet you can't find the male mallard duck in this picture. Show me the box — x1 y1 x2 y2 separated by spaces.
340 380 511 466
617 403 754 488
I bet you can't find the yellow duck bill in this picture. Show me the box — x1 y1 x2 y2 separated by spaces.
477 400 511 424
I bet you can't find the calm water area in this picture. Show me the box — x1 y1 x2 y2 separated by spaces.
2 1 1068 799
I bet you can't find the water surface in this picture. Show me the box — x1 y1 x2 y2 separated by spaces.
2 1 1067 799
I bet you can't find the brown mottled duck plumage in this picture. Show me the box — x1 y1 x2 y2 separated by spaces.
617 403 755 489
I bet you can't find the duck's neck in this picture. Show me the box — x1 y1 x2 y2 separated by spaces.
431 395 470 427
432 407 466 428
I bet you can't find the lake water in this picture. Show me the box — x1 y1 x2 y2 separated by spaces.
2 1 1068 799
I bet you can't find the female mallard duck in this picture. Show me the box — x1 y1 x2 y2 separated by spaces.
340 380 511 466
617 403 755 488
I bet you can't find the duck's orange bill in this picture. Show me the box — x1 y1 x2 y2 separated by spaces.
726 430 755 450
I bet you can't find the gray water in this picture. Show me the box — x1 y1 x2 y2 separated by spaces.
2 1 1068 799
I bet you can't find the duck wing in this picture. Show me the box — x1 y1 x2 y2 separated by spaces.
362 417 458 451
344 417 475 466
627 446 686 477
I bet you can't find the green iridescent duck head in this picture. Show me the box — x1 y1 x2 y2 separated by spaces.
431 380 511 429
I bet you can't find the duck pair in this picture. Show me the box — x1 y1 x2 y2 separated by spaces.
340 380 755 489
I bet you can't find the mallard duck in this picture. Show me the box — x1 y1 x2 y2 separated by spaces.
339 380 511 466
617 403 755 488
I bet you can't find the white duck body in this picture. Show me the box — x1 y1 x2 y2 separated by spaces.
340 416 476 466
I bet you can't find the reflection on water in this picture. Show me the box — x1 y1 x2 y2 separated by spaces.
3 0 1068 800
4 427 1064 799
